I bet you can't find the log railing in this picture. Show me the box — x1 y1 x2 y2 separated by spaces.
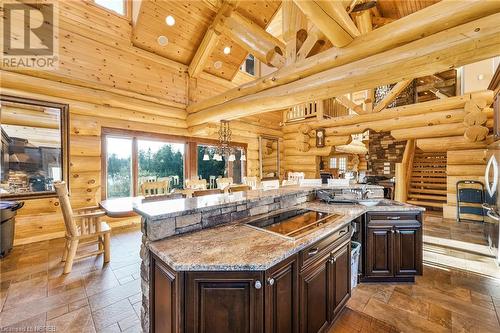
395 140 416 202
285 100 323 122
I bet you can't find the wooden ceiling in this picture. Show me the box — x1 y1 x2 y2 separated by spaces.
133 0 281 80
377 0 441 19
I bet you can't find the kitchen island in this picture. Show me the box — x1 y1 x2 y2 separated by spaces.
134 186 423 333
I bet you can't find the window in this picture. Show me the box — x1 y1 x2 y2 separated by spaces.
103 129 185 198
329 157 337 169
137 139 184 190
339 157 347 171
106 137 132 198
329 156 348 171
197 145 246 188
93 0 126 16
0 96 68 199
240 54 256 76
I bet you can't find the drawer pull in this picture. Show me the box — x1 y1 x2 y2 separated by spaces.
338 228 347 235
391 230 395 234
254 280 262 289
387 216 401 220
267 278 275 286
308 248 319 256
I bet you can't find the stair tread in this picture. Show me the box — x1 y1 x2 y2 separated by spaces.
407 200 444 208
409 188 447 195
408 194 447 201
410 183 447 189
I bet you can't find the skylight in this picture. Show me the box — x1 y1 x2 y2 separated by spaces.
94 0 126 16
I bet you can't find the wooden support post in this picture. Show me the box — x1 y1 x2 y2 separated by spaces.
282 1 307 65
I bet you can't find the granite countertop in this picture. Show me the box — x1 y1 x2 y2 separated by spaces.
133 184 384 220
148 199 424 271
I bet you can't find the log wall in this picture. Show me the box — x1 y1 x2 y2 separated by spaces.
2 2 279 245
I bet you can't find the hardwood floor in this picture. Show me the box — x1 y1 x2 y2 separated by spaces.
1 213 499 332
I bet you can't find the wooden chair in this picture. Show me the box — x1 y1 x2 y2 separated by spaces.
229 185 251 193
243 176 259 189
185 178 207 190
54 182 110 274
216 177 233 190
140 180 170 196
192 188 223 197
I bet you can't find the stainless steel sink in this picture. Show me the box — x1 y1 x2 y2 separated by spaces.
246 208 344 239
357 199 403 207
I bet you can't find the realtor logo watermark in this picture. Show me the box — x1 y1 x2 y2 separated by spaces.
1 2 59 70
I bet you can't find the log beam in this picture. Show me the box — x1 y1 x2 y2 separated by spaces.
282 1 308 64
335 95 364 114
186 1 500 115
187 14 500 125
221 10 286 68
373 79 414 113
296 25 325 61
293 0 360 47
189 2 236 78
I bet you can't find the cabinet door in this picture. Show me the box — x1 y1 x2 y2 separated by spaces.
185 271 264 333
152 258 182 333
365 225 394 277
299 254 331 333
394 225 422 276
329 241 351 319
265 255 298 333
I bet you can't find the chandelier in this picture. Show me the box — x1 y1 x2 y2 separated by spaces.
203 120 246 162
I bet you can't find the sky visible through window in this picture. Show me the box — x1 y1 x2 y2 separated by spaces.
94 0 125 15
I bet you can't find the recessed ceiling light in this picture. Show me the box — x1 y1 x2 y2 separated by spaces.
477 73 485 80
157 35 168 46
166 15 175 26
214 61 223 69
223 46 231 55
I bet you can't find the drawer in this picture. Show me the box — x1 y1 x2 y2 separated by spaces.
300 224 350 269
367 212 421 223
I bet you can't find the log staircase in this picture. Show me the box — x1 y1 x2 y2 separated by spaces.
407 152 447 209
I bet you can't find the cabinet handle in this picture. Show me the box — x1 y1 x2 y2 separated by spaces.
329 257 336 264
395 230 400 234
254 280 262 289
267 278 275 286
391 230 395 234
387 216 400 220
308 248 319 256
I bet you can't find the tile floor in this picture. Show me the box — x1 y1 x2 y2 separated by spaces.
1 213 499 332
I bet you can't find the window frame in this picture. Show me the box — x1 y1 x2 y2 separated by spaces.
88 0 131 19
101 128 247 199
0 95 69 200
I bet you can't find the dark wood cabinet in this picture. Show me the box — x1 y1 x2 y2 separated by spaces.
329 241 351 319
365 224 394 278
394 225 422 276
185 271 264 333
363 212 423 282
265 255 299 333
151 257 182 333
299 253 331 333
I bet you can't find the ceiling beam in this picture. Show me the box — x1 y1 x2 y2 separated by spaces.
293 0 360 47
282 1 308 65
220 10 286 68
186 0 499 114
186 13 500 126
373 79 414 113
296 25 325 61
188 2 236 78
